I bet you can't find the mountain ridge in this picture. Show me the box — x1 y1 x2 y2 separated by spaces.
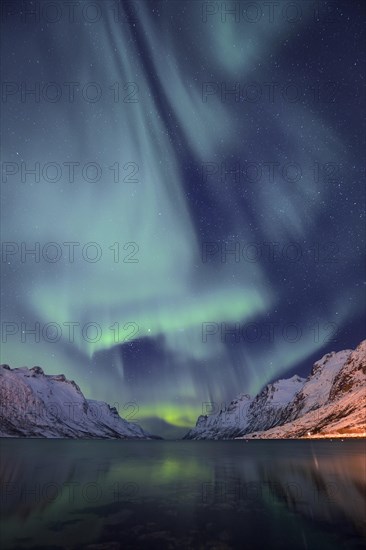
0 364 158 439
184 340 366 440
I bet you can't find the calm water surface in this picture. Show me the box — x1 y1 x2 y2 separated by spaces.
0 439 365 549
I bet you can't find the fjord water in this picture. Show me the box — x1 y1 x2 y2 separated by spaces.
0 440 365 549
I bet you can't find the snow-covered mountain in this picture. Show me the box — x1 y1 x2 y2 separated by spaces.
329 340 366 400
0 365 155 439
184 393 253 440
245 374 305 434
184 340 366 439
283 348 352 422
184 375 305 440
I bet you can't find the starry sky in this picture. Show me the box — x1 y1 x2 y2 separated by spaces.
1 0 365 437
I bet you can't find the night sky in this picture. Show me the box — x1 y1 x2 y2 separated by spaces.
1 0 365 438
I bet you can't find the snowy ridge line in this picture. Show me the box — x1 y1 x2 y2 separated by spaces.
0 364 156 439
185 340 366 439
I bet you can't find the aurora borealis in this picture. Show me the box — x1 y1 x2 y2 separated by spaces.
1 0 365 437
